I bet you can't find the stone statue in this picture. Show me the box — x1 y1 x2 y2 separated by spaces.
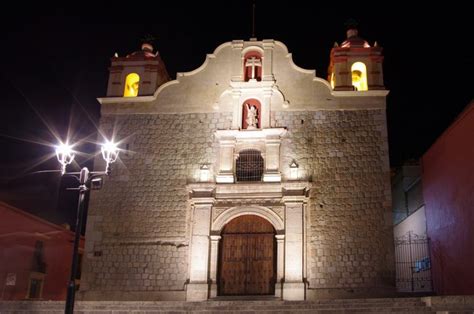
245 104 258 129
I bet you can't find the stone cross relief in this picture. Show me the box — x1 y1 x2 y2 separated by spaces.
245 103 258 129
245 57 262 80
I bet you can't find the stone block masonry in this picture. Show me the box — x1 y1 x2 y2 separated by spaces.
80 112 232 300
274 109 394 298
80 108 394 300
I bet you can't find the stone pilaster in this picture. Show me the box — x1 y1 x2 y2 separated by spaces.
232 89 242 129
209 235 221 298
216 137 236 183
262 40 275 81
260 88 272 129
282 188 308 300
231 40 245 82
275 234 285 298
263 134 281 182
187 188 215 301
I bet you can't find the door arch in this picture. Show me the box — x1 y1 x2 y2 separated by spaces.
218 215 276 295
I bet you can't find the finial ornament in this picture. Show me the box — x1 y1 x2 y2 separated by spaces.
141 34 156 45
252 1 256 38
344 18 359 29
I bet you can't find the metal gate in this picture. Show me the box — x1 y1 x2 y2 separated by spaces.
394 231 432 292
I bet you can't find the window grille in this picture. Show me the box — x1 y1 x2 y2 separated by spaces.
28 278 42 299
32 241 46 273
236 149 264 182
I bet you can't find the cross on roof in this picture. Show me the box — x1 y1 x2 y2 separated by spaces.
245 57 262 80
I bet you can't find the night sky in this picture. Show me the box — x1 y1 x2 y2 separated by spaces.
0 3 472 227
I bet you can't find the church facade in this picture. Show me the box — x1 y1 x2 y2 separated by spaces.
80 27 394 301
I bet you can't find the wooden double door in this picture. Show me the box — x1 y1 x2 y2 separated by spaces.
218 215 276 295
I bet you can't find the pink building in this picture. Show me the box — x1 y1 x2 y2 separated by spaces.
0 201 84 300
421 101 474 295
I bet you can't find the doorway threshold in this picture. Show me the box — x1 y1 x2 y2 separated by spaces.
212 295 280 301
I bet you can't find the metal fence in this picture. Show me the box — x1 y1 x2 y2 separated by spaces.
394 231 432 292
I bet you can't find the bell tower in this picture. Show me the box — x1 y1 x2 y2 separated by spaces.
106 41 170 97
328 21 384 91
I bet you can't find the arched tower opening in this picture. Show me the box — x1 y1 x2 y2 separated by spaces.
351 62 368 91
123 73 140 97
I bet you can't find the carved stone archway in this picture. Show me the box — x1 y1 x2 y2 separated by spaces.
212 205 284 233
186 183 309 301
209 206 285 298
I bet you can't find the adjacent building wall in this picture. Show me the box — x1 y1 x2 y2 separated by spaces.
421 102 474 295
393 206 426 238
391 165 423 225
391 163 431 293
0 202 84 300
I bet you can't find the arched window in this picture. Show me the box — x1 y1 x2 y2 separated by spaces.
236 149 264 182
244 51 262 81
351 62 368 91
123 73 140 97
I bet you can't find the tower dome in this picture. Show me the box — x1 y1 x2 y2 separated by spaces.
126 42 158 58
340 27 370 48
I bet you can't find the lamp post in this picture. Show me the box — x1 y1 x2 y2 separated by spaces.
55 140 119 314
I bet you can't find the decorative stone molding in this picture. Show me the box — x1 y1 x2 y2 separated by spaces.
187 184 216 204
215 137 236 183
273 207 284 220
185 181 310 300
212 205 284 233
211 207 227 223
216 128 286 139
215 128 287 183
229 81 275 129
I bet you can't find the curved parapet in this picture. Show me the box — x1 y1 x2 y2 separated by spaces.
99 39 387 115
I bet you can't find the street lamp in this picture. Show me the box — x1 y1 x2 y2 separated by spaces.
55 140 119 314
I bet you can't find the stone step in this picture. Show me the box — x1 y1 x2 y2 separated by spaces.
0 300 429 310
78 298 426 306
0 300 435 314
70 305 430 312
123 303 428 309
0 309 436 313
3 296 472 314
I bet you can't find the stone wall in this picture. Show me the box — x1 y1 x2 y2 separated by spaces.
273 109 394 297
81 112 233 298
81 108 393 299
